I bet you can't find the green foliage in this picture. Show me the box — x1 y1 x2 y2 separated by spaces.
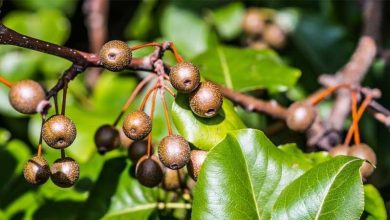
193 46 301 92
364 184 387 220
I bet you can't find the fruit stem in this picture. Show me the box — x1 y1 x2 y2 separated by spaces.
53 94 59 115
168 42 183 63
113 74 156 126
130 42 162 51
351 91 360 144
139 83 159 111
0 76 13 88
310 83 351 106
61 80 69 115
37 114 46 157
61 149 65 159
162 85 176 98
344 94 372 146
147 89 158 157
160 90 173 135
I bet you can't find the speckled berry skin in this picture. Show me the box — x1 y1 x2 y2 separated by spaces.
169 62 200 93
94 124 120 154
42 115 77 149
99 40 132 72
349 143 377 178
189 81 223 118
50 157 80 188
158 135 190 170
23 156 50 185
187 150 207 181
135 156 163 187
9 80 46 114
286 102 316 132
123 111 152 141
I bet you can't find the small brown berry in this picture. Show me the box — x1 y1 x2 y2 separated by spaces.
135 156 164 187
170 62 200 93
122 111 152 141
187 150 207 181
263 24 286 49
51 157 80 188
286 102 316 132
94 124 120 154
189 81 223 118
128 140 150 162
119 129 133 148
99 40 132 72
329 145 350 157
9 80 46 114
23 156 50 185
163 168 185 191
349 143 376 178
158 135 190 170
242 8 267 37
42 115 77 149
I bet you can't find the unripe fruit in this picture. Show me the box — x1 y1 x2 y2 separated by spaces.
51 157 80 188
99 40 132 72
128 140 150 162
94 124 120 155
42 115 77 149
242 8 267 37
286 102 316 132
135 156 164 187
263 24 286 49
349 143 377 178
158 135 190 170
170 62 200 93
189 81 223 118
187 150 207 181
23 156 50 185
329 145 350 157
9 80 46 114
163 168 185 191
123 111 152 141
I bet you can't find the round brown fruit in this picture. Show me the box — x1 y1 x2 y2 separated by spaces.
135 156 164 187
94 124 120 155
189 81 223 118
169 62 200 93
163 168 185 191
23 156 50 185
286 102 316 132
187 150 207 181
50 157 80 188
329 145 350 157
158 135 190 170
242 8 267 37
99 40 132 72
263 24 286 49
128 140 150 162
42 115 77 149
9 80 46 114
349 143 377 178
122 111 152 141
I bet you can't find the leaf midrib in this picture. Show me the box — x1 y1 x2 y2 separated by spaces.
217 46 233 89
314 159 360 219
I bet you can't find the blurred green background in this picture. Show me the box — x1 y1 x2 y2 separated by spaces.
0 0 389 219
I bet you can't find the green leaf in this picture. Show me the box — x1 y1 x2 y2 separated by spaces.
125 0 157 40
14 0 78 15
272 156 364 219
279 143 331 167
172 94 245 150
161 5 209 58
79 157 159 220
192 129 308 219
364 184 387 220
193 46 301 92
211 2 245 40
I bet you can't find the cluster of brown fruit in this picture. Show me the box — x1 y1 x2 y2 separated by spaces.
95 40 220 188
242 7 287 49
8 79 79 187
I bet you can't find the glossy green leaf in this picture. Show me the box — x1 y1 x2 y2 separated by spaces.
272 156 364 220
211 2 245 40
279 143 331 167
192 129 308 219
172 94 245 150
193 46 301 92
161 5 209 58
79 157 159 220
364 184 387 220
